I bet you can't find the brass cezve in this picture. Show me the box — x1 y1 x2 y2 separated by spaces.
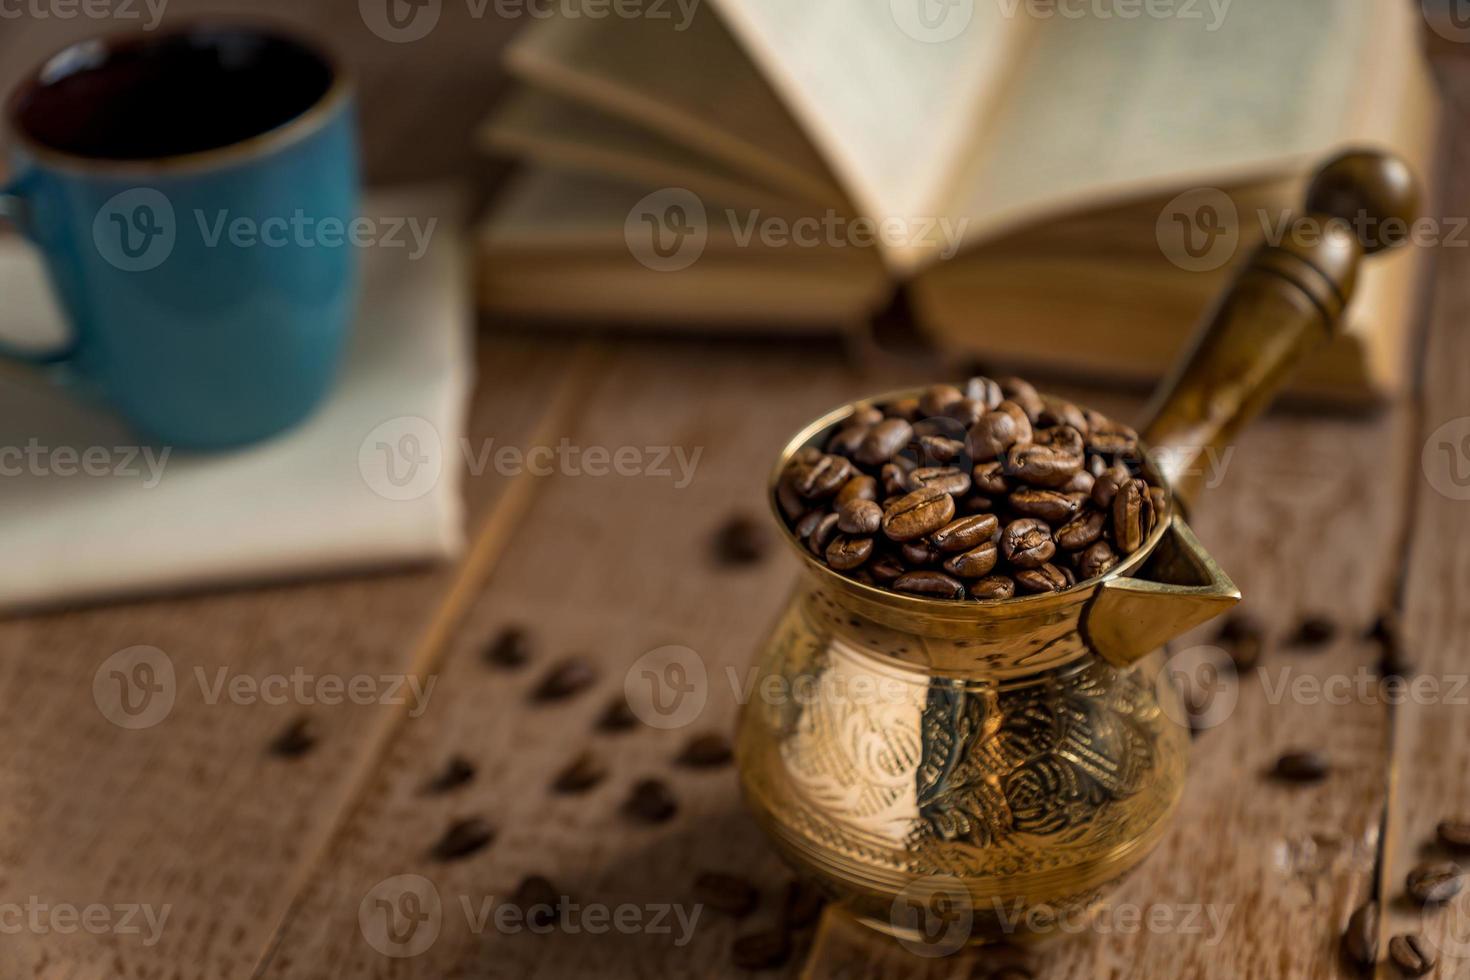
734 151 1419 945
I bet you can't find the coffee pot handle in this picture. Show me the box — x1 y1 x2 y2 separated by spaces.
1140 149 1420 506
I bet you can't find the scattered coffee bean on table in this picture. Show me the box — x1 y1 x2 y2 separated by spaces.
431 817 495 861
1437 818 1470 851
731 929 792 971
513 875 563 929
1389 933 1435 976
715 514 769 566
423 753 476 794
552 751 607 794
775 378 1165 600
484 626 532 668
1288 615 1336 649
1216 612 1265 672
624 779 678 824
780 879 826 929
677 733 734 768
595 696 639 732
1370 611 1413 678
1407 862 1463 905
1340 901 1378 968
532 657 597 701
269 716 318 758
694 871 759 917
1271 750 1329 783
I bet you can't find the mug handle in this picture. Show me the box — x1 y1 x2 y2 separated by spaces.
0 177 78 365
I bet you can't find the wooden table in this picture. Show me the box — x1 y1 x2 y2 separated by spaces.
8 27 1470 980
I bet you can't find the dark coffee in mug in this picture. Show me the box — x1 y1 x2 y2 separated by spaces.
10 27 335 161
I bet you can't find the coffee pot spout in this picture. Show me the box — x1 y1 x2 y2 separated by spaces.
1082 516 1240 667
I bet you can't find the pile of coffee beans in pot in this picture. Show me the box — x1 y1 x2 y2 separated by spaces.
775 377 1168 600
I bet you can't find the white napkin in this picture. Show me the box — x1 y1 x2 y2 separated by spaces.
0 187 473 612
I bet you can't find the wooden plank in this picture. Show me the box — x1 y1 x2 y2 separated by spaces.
794 404 1410 976
0 337 581 980
1378 66 1470 980
253 341 930 978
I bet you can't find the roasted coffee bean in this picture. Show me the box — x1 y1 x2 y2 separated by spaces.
694 871 759 917
1438 818 1470 851
1036 424 1085 457
918 435 966 464
901 539 940 566
1003 443 1082 488
270 716 319 758
1000 377 1045 421
856 418 913 466
971 575 1016 600
837 498 882 535
943 542 999 579
850 405 883 427
1038 398 1088 434
1210 613 1264 672
1407 862 1463 905
880 463 910 496
1289 615 1336 649
887 397 921 422
1057 510 1107 550
920 384 965 417
624 779 678 823
515 875 563 929
678 733 734 767
793 509 825 541
1149 485 1169 523
942 398 986 428
1341 901 1378 968
533 658 597 701
596 696 639 732
1091 464 1132 509
552 751 607 794
731 929 792 970
484 626 532 668
960 494 996 514
835 474 878 508
965 375 1004 410
1112 478 1154 554
870 555 905 582
826 534 874 570
968 401 1033 462
792 453 852 499
1389 933 1435 976
1016 563 1069 594
776 475 805 520
715 514 768 565
794 446 822 464
808 513 841 557
1370 611 1413 678
781 879 826 928
882 486 955 541
1087 420 1140 456
1271 750 1329 783
424 754 476 794
1062 469 1095 494
1002 519 1056 569
931 514 1000 553
1010 487 1080 524
1078 540 1118 579
826 422 871 457
431 817 495 861
893 570 966 600
972 460 1010 495
910 466 972 496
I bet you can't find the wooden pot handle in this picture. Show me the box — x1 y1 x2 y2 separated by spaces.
1141 149 1419 506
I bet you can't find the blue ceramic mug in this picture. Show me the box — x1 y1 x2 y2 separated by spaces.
1 24 359 448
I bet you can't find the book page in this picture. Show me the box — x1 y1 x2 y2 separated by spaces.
709 0 1026 236
504 5 848 208
943 0 1379 255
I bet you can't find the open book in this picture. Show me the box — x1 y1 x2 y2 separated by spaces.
478 0 1439 401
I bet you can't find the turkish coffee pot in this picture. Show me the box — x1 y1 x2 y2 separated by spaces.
735 151 1417 944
